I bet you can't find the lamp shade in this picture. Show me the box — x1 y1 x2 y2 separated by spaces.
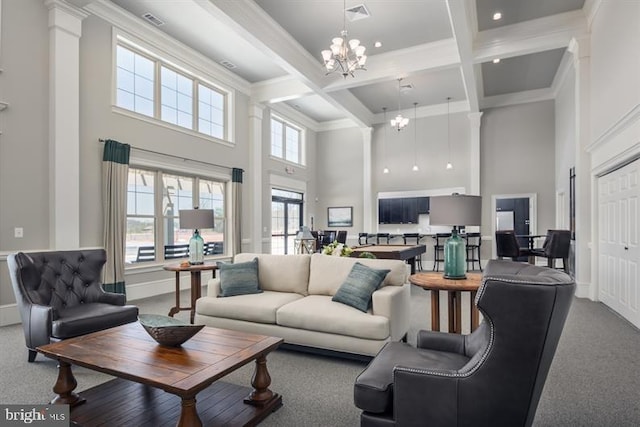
296 226 315 240
179 209 215 230
429 195 482 226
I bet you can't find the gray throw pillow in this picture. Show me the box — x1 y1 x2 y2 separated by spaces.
218 258 262 297
332 262 390 312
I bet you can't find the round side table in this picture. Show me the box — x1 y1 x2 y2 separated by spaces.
409 272 483 333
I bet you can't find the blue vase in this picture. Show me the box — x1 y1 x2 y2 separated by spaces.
188 230 204 265
444 229 466 279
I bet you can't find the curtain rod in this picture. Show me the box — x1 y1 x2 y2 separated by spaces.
98 138 240 172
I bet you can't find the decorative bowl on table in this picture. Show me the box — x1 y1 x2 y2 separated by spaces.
138 314 205 347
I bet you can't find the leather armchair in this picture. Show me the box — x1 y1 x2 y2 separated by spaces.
530 229 571 273
495 230 533 261
354 260 575 427
8 249 139 362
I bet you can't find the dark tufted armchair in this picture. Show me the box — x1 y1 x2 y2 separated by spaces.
8 249 139 362
354 260 575 427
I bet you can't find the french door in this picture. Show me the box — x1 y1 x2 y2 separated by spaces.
271 189 303 254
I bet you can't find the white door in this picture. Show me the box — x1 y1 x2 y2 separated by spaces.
598 159 639 329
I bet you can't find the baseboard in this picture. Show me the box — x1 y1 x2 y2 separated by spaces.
0 304 20 327
574 280 592 299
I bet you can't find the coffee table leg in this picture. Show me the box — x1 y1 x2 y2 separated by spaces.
177 396 202 427
430 290 440 332
51 360 85 407
244 355 276 407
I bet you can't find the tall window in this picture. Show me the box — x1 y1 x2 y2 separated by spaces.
116 46 155 117
161 66 193 129
271 116 302 165
115 42 229 141
271 189 303 254
126 168 226 264
126 168 156 262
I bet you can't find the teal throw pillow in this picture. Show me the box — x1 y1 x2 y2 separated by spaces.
332 262 390 312
218 258 262 297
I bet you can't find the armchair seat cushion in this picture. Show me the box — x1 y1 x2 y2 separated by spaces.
355 341 470 414
52 303 139 339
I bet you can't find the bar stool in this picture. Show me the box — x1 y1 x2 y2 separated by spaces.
358 233 369 245
464 232 482 271
376 233 390 244
403 233 423 271
432 233 450 271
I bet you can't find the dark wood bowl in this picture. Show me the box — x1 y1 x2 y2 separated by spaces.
138 314 204 347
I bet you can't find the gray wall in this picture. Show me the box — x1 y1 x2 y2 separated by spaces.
480 100 557 237
555 64 576 230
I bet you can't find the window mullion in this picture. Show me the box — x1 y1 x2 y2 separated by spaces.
154 61 161 120
155 170 165 261
193 79 198 132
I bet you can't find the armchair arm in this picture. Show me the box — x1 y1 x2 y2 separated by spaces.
207 278 221 297
25 304 53 350
393 366 459 427
372 284 411 341
98 291 126 306
417 330 466 354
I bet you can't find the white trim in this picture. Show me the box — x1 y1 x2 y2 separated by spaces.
129 148 231 182
378 187 466 199
587 104 640 153
583 0 603 30
481 88 555 110
269 174 307 193
0 304 20 327
269 102 319 133
317 118 359 132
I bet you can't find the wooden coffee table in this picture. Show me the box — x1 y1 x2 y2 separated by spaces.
409 272 483 334
37 322 283 427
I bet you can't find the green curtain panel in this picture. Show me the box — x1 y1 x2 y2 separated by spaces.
232 168 244 256
102 139 130 294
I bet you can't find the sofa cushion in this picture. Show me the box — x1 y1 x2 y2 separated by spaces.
234 253 310 295
218 258 262 297
332 263 390 312
308 253 407 296
196 291 303 324
277 295 390 340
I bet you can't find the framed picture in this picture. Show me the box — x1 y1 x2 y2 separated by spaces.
327 206 353 227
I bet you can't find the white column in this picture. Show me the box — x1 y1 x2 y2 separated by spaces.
468 112 483 195
362 127 373 232
249 102 265 253
568 36 592 298
46 0 87 249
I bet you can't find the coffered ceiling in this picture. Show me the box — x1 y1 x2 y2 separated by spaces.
94 0 591 128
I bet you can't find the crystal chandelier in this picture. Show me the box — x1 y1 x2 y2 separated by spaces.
391 78 409 131
321 0 367 78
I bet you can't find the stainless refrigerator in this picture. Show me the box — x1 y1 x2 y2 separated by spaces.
496 210 515 231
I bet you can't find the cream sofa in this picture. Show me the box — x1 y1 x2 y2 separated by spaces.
194 253 411 357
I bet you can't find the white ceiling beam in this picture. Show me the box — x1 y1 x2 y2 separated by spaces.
202 0 372 127
446 0 480 112
322 39 461 92
473 10 588 63
251 76 314 104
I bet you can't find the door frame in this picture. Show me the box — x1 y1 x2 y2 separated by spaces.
491 193 537 258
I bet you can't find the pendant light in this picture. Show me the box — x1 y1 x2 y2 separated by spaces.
390 78 409 131
382 107 389 174
446 97 453 170
412 102 419 171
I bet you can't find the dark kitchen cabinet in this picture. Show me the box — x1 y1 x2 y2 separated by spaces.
378 197 422 224
417 197 429 214
402 198 418 224
378 199 392 224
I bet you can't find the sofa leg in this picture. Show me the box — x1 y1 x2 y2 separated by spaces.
28 349 37 363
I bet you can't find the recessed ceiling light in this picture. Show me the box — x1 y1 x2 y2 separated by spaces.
493 58 500 64
493 11 502 20
374 41 382 48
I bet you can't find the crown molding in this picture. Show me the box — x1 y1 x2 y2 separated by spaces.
481 88 555 110
371 100 470 123
269 102 321 133
588 104 640 153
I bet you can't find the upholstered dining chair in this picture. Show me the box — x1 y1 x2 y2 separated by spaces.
495 230 533 262
531 229 571 273
354 260 575 427
8 249 139 362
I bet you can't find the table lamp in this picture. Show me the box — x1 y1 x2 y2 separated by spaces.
179 207 215 265
429 194 482 279
294 226 316 254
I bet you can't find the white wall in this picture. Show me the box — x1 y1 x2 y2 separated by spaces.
555 63 576 230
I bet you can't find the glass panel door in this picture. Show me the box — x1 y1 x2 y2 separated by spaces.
271 189 303 254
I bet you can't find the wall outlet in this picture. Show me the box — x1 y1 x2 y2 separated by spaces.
14 227 24 238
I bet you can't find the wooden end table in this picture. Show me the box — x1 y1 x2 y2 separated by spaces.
409 272 483 334
163 262 217 324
